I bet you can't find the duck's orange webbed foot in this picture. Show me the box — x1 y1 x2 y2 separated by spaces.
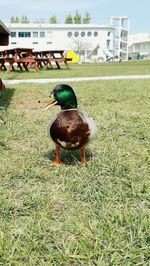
81 145 88 165
52 160 63 167
51 144 63 167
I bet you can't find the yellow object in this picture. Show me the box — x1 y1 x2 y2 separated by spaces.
66 50 80 63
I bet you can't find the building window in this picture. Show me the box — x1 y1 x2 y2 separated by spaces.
18 32 31 37
33 42 38 44
107 40 110 49
74 31 79 37
108 31 111 37
47 31 53 39
11 42 17 45
81 31 85 37
87 31 92 37
67 31 72 37
40 31 45 38
11 32 16 38
142 44 145 50
33 31 38 38
94 31 98 37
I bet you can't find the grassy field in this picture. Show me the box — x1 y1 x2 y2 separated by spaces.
0 78 150 265
0 60 150 80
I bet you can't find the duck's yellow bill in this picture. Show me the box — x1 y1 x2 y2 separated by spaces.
42 98 58 111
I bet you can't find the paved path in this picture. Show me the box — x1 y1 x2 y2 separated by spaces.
3 74 150 85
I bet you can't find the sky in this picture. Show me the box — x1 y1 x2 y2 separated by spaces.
0 0 149 33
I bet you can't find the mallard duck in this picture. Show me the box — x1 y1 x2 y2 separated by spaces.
43 84 97 166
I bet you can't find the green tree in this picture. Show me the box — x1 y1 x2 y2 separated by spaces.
10 16 19 23
73 10 81 24
82 12 91 24
65 14 73 24
21 16 29 23
49 15 57 24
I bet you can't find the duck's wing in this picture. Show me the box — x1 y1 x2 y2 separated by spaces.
77 109 98 140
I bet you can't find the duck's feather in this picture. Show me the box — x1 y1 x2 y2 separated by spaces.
78 109 98 140
48 109 97 150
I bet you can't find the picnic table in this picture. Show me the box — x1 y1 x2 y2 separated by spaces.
32 50 72 69
0 47 39 73
0 48 72 73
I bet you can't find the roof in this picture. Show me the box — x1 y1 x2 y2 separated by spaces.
0 20 10 34
109 16 128 19
129 40 150 47
6 22 113 30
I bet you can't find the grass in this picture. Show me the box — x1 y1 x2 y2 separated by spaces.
0 78 150 265
0 60 150 80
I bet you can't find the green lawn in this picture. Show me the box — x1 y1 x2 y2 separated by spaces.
0 79 150 265
0 60 150 80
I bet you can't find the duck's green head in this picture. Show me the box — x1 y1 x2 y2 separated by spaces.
44 84 77 110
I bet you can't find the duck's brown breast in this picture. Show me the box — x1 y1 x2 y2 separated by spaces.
50 110 90 150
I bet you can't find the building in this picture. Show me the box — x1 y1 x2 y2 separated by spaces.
3 16 129 62
128 33 150 60
0 20 10 46
109 16 129 60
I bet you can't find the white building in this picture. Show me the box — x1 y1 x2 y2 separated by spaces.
128 33 150 59
4 16 129 62
109 16 129 60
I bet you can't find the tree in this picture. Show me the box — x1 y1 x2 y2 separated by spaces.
73 10 81 24
10 16 19 23
21 15 29 23
49 15 57 24
70 37 92 59
65 14 73 24
82 12 91 24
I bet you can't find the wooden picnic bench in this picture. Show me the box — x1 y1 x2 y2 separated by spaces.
0 48 72 72
32 50 72 69
0 57 7 71
0 48 39 72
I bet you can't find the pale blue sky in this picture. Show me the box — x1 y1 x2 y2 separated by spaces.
0 0 149 33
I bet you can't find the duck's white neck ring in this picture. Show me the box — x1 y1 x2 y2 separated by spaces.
61 108 77 112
